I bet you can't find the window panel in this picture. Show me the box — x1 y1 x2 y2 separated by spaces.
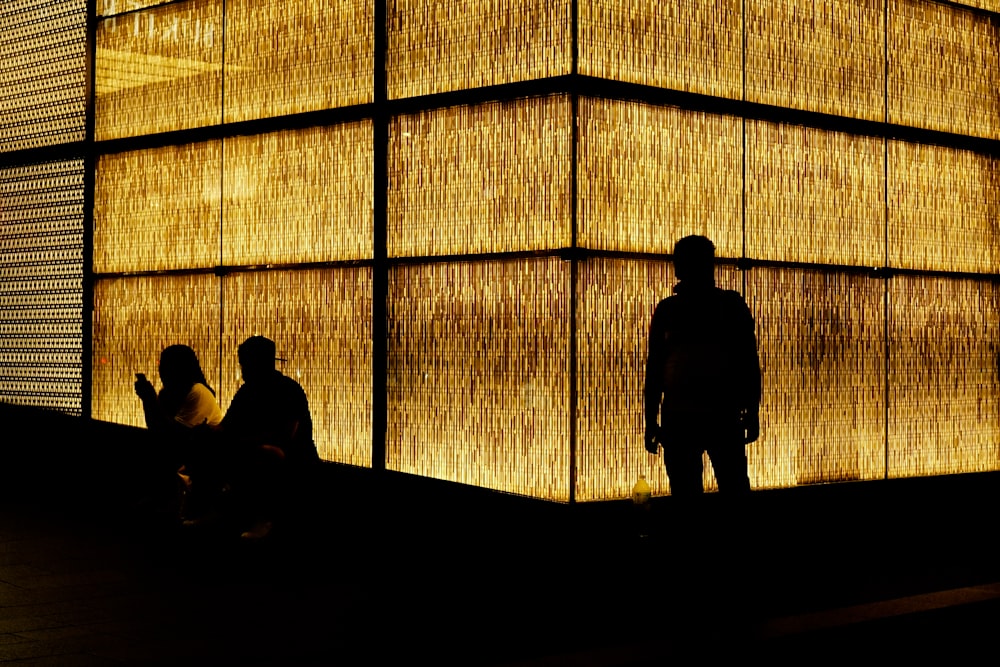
749 267 886 487
0 0 86 152
95 0 222 140
888 142 1000 273
223 0 373 123
577 98 742 257
94 141 222 273
387 258 570 500
888 276 1000 478
223 122 374 265
579 0 742 100
387 0 571 99
222 268 373 467
389 97 572 257
889 0 1000 139
746 120 886 266
746 0 885 121
0 160 84 414
92 274 221 427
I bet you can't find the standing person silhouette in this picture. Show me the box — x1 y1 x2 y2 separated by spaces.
644 235 761 496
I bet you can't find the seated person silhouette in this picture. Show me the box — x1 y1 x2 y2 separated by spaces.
134 344 223 519
214 335 319 540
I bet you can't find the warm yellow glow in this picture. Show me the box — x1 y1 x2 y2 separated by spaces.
888 276 1000 478
91 274 221 427
96 0 167 15
746 0 885 121
222 269 373 467
222 122 374 265
223 0 373 123
888 142 1000 274
577 98 743 257
579 0 742 99
746 121 886 266
387 0 572 99
94 141 222 273
888 0 1000 139
388 97 572 257
749 267 886 487
387 258 570 500
0 0 86 152
575 259 743 500
94 0 222 140
0 160 85 415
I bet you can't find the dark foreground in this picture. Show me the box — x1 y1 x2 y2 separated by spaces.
2 407 999 665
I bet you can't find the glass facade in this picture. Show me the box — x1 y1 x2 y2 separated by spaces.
2 0 999 500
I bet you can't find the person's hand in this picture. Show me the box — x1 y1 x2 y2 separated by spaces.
743 411 760 444
644 424 660 454
134 375 156 403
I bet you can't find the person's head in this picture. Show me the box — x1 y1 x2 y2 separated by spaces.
672 235 716 284
238 335 278 383
158 344 209 392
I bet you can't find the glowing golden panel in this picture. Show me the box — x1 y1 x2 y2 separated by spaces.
223 0 373 123
386 0 572 99
579 0 742 99
746 121 886 266
94 0 222 140
96 0 170 15
387 258 570 500
888 276 1000 478
388 97 572 257
94 141 222 273
92 274 221 427
222 268 373 467
746 0 885 121
575 259 742 501
0 160 85 415
749 267 886 487
577 98 742 257
888 142 1000 274
0 0 87 152
889 0 1000 139
223 122 374 265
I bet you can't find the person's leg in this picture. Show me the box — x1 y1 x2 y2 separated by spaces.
661 418 705 496
706 443 750 495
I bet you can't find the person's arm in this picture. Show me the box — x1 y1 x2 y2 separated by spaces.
738 300 762 443
644 301 668 454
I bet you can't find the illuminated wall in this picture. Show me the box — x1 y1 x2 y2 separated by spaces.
2 0 1000 501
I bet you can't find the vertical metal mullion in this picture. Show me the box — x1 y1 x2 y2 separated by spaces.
82 0 98 420
372 0 388 473
568 0 579 504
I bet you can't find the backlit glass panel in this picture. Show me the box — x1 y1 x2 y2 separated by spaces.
749 267 886 487
388 97 572 257
222 268 373 467
0 0 87 152
223 0 373 123
223 122 374 265
888 0 1000 139
579 0 742 100
97 0 171 15
94 0 222 140
387 258 570 500
0 160 84 414
92 274 220 426
387 0 572 99
94 141 222 273
888 276 1000 478
746 120 886 266
746 0 885 121
888 141 1000 274
577 98 742 257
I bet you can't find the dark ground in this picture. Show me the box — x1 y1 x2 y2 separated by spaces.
2 404 999 665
